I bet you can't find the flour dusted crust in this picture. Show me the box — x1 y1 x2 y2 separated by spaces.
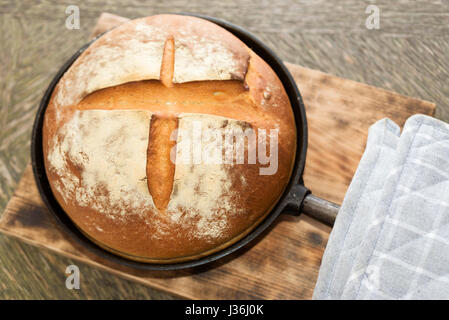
43 14 297 262
51 15 249 114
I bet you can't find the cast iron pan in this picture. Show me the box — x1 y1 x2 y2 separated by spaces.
31 13 340 270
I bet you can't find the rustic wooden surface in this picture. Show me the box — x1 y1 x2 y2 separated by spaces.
0 71 434 300
0 0 447 299
0 12 436 300
0 164 329 300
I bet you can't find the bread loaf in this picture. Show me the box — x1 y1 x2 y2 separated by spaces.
43 14 297 262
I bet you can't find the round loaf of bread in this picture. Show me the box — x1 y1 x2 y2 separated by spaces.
43 14 297 263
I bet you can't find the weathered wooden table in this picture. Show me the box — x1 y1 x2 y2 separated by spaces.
0 0 448 299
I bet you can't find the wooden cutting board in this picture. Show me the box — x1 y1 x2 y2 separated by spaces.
0 13 436 300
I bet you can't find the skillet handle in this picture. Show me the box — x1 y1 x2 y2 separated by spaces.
302 194 340 226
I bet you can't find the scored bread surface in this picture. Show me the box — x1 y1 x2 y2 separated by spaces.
43 14 297 262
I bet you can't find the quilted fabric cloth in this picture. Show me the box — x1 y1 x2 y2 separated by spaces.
313 115 449 299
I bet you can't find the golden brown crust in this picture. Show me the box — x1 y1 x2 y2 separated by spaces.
160 36 175 87
146 115 178 212
43 14 297 262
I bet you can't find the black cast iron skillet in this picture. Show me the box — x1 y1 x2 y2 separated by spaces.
31 13 340 271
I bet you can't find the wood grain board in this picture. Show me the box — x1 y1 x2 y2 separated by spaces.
0 13 436 300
